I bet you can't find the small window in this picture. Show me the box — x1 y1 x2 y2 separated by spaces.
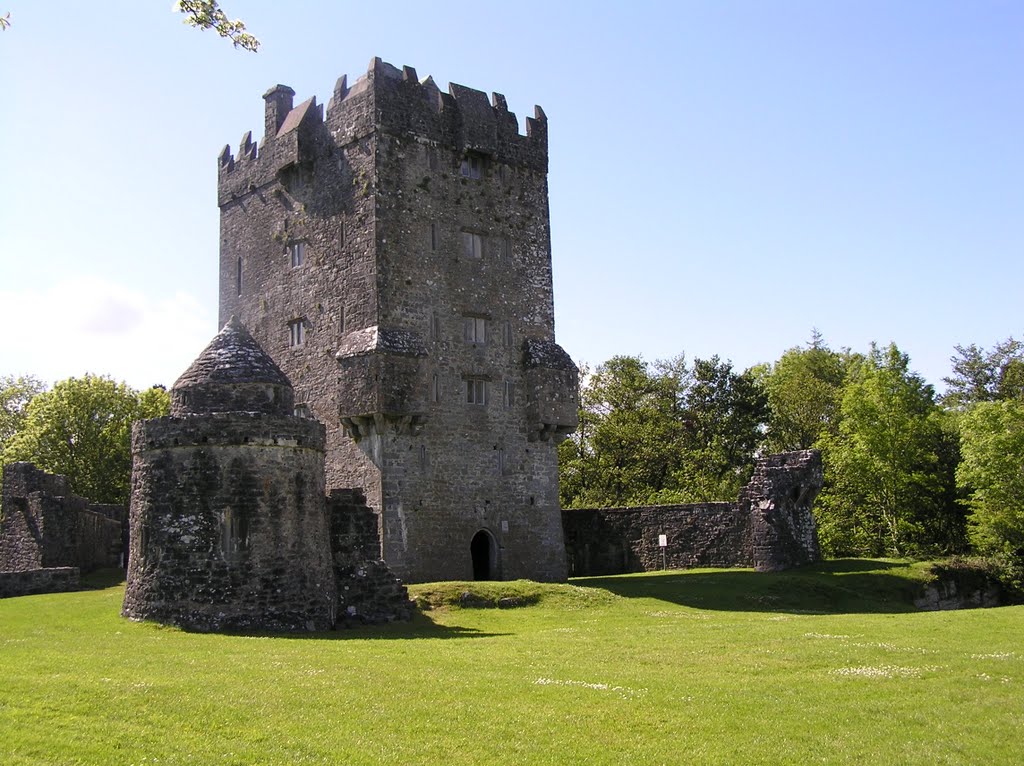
430 222 439 252
419 444 428 469
288 319 305 347
502 321 513 347
503 380 515 408
460 154 483 179
427 147 438 171
462 231 483 259
431 373 440 403
338 220 346 247
222 508 248 561
339 306 346 335
430 313 440 340
497 447 507 476
466 378 488 405
289 242 305 268
294 403 311 418
501 237 512 262
236 257 242 296
464 316 486 344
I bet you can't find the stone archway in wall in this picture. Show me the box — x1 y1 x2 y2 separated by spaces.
470 529 498 581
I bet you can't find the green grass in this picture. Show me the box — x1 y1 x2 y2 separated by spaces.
1 561 1022 765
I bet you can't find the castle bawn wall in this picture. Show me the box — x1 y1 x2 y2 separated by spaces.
216 58 575 583
563 451 824 576
0 462 124 578
0 567 80 598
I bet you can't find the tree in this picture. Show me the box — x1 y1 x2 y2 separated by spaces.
755 332 851 453
957 400 1024 557
0 375 45 453
1 375 170 505
815 343 963 556
176 1 259 51
558 354 768 508
943 336 1024 409
1 4 257 50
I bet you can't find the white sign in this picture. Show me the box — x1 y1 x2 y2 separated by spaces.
658 534 667 547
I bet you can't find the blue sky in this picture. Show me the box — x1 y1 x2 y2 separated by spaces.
2 1 1021 391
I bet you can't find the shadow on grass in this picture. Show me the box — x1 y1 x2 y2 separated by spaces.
573 559 923 615
173 610 508 641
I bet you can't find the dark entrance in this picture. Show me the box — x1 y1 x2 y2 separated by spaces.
471 530 495 581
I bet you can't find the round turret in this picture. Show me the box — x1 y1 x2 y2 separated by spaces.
170 315 294 417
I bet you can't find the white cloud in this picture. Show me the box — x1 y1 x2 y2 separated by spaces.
0 277 216 390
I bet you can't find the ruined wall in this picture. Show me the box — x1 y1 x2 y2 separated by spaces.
563 451 823 576
0 462 123 576
328 488 413 625
0 567 80 598
217 58 576 583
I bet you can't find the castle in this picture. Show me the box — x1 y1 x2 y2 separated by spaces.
216 58 578 584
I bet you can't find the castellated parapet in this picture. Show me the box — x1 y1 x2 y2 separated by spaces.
216 58 576 583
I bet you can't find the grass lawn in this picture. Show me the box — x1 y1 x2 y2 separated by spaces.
1 560 1021 765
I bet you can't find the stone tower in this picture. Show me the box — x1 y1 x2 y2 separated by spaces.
216 58 577 583
122 318 337 631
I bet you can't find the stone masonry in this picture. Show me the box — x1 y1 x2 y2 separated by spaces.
122 318 411 631
0 462 124 577
562 450 823 576
217 58 577 583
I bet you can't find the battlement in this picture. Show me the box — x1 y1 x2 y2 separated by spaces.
218 57 547 203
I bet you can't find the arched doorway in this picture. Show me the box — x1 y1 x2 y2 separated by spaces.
470 530 496 581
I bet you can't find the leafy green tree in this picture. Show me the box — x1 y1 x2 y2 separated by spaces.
943 336 1024 408
756 332 851 453
0 375 45 453
672 356 768 502
1 376 170 505
957 400 1024 557
558 354 768 508
815 343 963 556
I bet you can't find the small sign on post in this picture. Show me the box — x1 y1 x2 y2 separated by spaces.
658 534 667 570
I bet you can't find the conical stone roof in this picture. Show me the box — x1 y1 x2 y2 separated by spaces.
170 316 295 416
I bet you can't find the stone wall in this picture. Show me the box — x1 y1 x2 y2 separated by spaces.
563 451 823 576
0 567 80 598
0 462 124 576
328 488 413 625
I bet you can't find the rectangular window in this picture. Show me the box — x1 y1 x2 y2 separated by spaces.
236 257 242 296
502 321 513 347
427 147 438 171
462 231 483 259
419 444 428 470
294 403 310 418
503 380 515 408
289 242 305 268
497 447 506 476
430 222 438 252
338 220 346 247
501 237 512 262
288 319 305 347
430 313 440 341
460 154 483 179
431 373 440 403
339 306 346 335
463 316 486 344
466 378 488 405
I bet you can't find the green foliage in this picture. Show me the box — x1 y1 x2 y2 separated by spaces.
943 336 1024 408
756 332 852 452
2 565 1023 765
176 0 259 51
815 343 964 557
957 399 1024 557
0 375 45 454
1 376 170 505
559 354 767 508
